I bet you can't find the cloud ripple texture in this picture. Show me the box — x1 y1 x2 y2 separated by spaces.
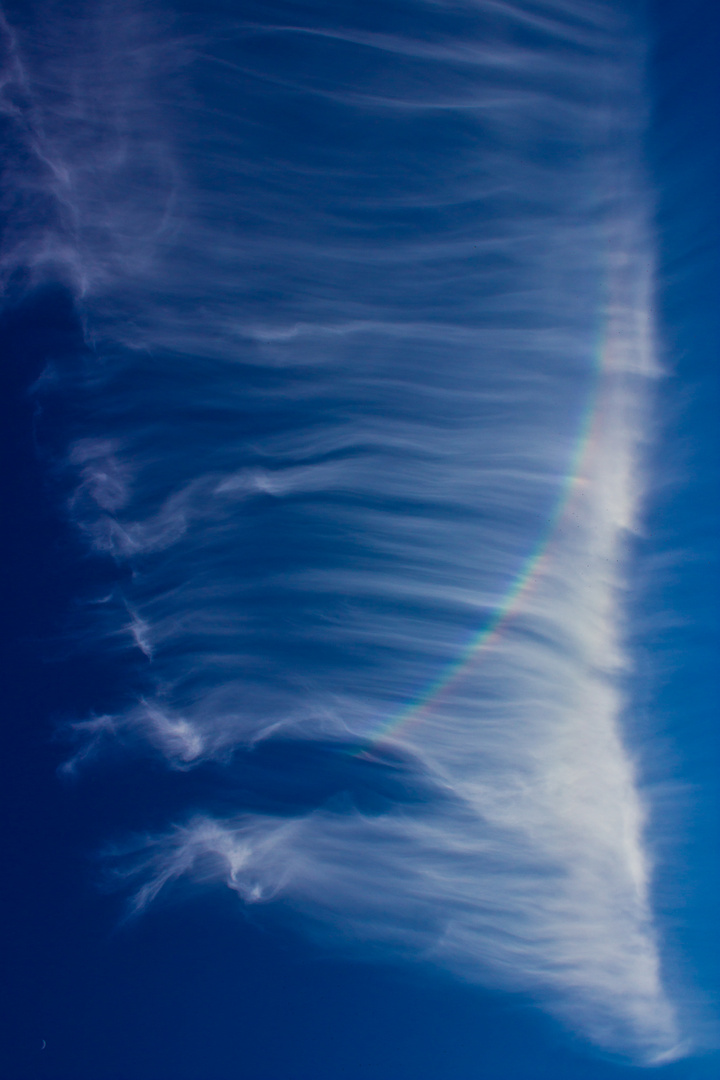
1 0 684 1064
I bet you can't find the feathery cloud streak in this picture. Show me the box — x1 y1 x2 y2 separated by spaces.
2 0 684 1063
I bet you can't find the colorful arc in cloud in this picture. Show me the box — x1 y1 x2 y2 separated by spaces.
364 307 608 751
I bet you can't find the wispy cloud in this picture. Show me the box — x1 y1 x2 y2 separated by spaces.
105 255 683 1063
5 0 687 1064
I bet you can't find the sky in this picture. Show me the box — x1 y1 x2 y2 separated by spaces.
0 2 717 1079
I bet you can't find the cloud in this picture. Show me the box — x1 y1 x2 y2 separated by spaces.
8 0 688 1064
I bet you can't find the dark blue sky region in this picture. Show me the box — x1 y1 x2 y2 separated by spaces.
0 2 717 1078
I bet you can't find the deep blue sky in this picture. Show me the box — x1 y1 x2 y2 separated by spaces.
1 2 717 1078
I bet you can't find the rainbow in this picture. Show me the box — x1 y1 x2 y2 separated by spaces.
363 315 608 751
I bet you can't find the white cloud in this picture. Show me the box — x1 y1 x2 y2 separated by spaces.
10 0 689 1063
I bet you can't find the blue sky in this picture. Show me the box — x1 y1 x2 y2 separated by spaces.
0 1 717 1078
